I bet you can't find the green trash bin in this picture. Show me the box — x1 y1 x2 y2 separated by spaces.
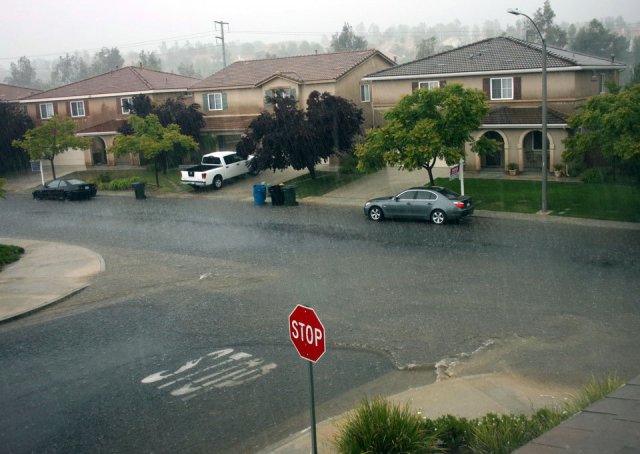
283 185 298 206
132 182 146 200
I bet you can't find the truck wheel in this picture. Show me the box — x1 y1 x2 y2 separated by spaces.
213 175 223 189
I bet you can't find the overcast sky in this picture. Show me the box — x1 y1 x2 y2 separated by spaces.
1 0 639 63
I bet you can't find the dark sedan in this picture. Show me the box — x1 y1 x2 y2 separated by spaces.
363 186 473 225
32 179 97 201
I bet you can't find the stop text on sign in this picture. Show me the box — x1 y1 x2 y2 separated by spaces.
289 305 326 363
291 321 323 347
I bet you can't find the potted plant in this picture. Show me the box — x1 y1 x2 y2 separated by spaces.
553 163 564 177
507 162 518 176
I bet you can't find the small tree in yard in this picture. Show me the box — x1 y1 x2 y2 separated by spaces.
563 84 640 180
111 114 198 187
12 116 90 180
356 84 493 186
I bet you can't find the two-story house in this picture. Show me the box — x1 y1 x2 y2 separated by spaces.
189 49 395 151
362 37 626 172
19 67 200 168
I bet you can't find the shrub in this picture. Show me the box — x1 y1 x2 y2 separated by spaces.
335 397 436 454
0 244 25 270
423 414 473 451
108 178 138 190
580 167 613 183
338 154 358 175
96 173 112 183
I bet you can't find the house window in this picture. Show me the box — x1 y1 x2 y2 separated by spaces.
600 74 606 94
490 77 513 100
264 88 296 107
121 97 133 114
360 84 370 102
207 93 223 111
39 103 54 119
70 100 85 117
532 131 543 150
418 81 440 90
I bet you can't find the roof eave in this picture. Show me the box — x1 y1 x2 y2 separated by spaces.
19 88 193 103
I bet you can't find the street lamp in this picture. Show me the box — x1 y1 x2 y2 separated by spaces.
508 8 548 214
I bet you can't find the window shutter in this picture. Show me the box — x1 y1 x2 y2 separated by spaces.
483 78 490 98
66 102 71 116
84 100 89 115
411 81 419 93
53 103 58 115
202 94 209 111
289 88 296 99
221 92 228 111
439 80 447 87
117 97 121 113
514 77 522 100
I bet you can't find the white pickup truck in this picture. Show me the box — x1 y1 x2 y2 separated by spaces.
180 151 257 189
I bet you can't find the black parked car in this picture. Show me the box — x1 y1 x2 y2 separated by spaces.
364 186 474 225
32 179 97 201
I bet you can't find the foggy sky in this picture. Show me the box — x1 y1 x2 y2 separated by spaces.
1 0 639 64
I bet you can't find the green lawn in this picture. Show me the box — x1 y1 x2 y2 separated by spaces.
435 177 640 222
0 244 25 271
281 171 364 198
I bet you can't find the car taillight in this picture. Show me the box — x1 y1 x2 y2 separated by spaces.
454 201 465 208
201 173 206 179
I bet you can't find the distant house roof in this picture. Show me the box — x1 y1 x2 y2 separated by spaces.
0 83 42 101
482 107 568 127
364 37 626 80
191 49 394 90
22 67 200 101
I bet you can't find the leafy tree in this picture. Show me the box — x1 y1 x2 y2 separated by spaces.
51 54 90 86
111 114 198 186
305 90 363 157
91 47 125 75
12 116 90 180
415 37 437 59
177 62 200 78
331 23 368 52
0 102 34 174
563 84 640 178
631 64 640 86
529 1 567 47
630 36 640 66
356 84 492 186
138 51 162 71
0 178 5 199
4 57 40 88
570 19 629 61
238 92 364 178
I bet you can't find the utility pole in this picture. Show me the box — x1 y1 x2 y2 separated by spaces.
214 20 229 67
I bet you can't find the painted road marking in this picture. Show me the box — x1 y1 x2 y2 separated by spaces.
141 348 277 401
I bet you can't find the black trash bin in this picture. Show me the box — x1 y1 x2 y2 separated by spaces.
132 182 146 200
283 185 298 206
268 184 284 206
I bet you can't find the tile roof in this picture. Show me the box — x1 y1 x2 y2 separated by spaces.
77 119 126 134
483 107 567 125
0 83 42 101
24 67 200 100
191 49 393 90
366 37 626 79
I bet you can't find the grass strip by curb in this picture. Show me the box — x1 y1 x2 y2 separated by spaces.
0 244 25 271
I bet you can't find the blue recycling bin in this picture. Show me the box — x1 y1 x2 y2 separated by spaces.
253 184 266 205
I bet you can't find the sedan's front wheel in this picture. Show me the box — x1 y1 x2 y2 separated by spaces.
431 209 447 225
368 206 384 221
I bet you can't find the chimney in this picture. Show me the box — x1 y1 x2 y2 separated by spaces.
611 54 615 63
394 56 397 63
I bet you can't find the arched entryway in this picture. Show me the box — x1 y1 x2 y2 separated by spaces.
91 137 107 165
480 131 505 169
524 131 550 171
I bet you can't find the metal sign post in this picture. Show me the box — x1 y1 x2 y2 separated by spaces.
289 305 326 454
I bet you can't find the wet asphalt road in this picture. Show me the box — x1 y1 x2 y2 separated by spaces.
0 193 639 452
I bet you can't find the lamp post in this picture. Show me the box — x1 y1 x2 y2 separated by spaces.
508 8 548 213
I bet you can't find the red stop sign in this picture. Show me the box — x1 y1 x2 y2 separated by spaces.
289 305 326 363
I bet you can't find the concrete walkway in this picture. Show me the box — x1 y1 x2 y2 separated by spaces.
1 165 639 452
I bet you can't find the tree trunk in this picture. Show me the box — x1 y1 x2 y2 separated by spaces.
307 164 317 179
423 157 437 186
154 159 160 187
50 158 57 180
